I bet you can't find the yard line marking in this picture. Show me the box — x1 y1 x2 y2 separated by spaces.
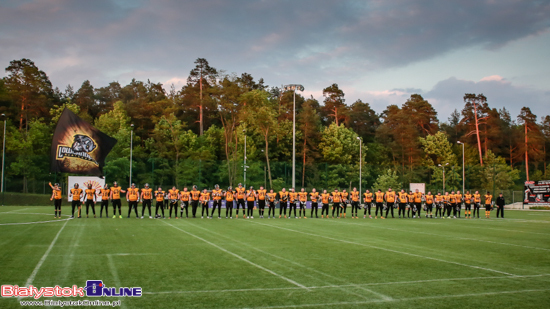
160 220 309 290
20 219 69 298
248 221 516 276
184 221 391 301
0 218 71 226
143 274 550 295
329 220 550 252
249 288 550 308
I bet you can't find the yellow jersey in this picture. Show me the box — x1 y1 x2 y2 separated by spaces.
414 192 422 203
332 192 341 203
426 194 434 204
180 191 190 201
236 187 246 199
212 189 223 201
310 192 319 202
53 188 62 200
127 188 139 201
257 189 267 201
111 187 122 199
464 194 472 204
398 192 408 203
226 191 234 202
298 192 308 202
85 189 96 200
267 192 277 202
385 191 396 203
142 188 152 200
246 190 256 202
71 188 83 200
351 191 360 202
155 190 164 202
364 192 373 203
375 192 384 203
321 193 330 203
484 194 493 205
191 190 200 201
100 189 110 200
279 191 288 202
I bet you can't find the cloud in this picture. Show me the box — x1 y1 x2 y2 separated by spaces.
423 76 550 121
0 0 549 104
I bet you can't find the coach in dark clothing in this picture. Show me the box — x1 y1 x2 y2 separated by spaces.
496 193 505 218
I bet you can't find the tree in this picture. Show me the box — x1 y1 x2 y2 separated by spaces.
188 58 218 136
319 123 360 165
372 169 402 191
298 97 322 187
240 90 277 188
481 151 520 192
151 113 195 187
461 94 488 165
419 131 461 191
73 80 97 121
3 58 53 130
349 99 380 143
322 83 348 126
517 107 544 181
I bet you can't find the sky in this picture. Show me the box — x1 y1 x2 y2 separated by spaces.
1 0 549 122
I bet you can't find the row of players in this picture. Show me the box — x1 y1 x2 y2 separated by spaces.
50 182 506 220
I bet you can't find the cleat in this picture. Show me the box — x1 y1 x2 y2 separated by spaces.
119 215 122 219
369 215 372 219
381 216 385 219
304 217 307 219
87 215 89 218
141 216 144 219
149 216 152 219
218 217 221 219
279 215 281 218
94 215 96 218
364 215 366 218
230 216 233 219
113 215 116 218
201 216 203 219
71 216 74 219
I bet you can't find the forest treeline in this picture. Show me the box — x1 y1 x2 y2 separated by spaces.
0 58 548 193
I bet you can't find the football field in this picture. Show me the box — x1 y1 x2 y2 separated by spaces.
1 206 549 308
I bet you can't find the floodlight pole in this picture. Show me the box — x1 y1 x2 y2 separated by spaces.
129 124 134 185
1 114 5 206
357 136 362 204
283 84 304 189
458 141 465 193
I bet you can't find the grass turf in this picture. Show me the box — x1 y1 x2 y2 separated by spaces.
0 206 549 308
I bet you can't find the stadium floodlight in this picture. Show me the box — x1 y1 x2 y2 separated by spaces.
357 136 362 204
282 84 304 189
438 163 449 192
457 141 465 194
1 113 5 205
130 124 134 185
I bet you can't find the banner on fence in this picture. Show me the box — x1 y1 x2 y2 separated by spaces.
523 180 550 206
409 183 425 194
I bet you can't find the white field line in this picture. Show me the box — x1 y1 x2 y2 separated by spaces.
0 218 71 226
329 220 550 252
19 219 69 298
160 220 309 290
1 212 71 216
184 220 392 301
248 220 516 276
107 254 127 309
248 288 550 309
143 274 550 295
0 207 31 214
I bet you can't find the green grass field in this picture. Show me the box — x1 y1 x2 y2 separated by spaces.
1 206 549 308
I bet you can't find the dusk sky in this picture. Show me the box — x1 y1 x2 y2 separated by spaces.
1 0 549 121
